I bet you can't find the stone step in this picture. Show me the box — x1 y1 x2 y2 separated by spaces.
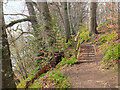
80 51 94 53
78 56 96 59
78 54 95 56
81 45 93 47
80 49 94 50
78 45 96 61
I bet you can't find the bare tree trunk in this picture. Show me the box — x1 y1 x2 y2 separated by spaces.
37 1 56 47
68 3 75 35
63 2 71 42
89 2 98 36
25 0 39 38
1 1 16 88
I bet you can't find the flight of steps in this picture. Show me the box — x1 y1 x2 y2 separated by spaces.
78 44 96 63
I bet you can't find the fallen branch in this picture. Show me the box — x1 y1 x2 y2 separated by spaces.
25 52 64 89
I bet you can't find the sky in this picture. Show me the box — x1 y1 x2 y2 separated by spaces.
3 0 31 34
3 1 28 24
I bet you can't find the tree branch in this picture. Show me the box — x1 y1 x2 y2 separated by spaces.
5 17 32 28
10 32 33 44
4 13 29 17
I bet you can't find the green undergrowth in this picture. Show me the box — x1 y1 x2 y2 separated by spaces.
17 65 47 88
29 73 46 88
47 55 77 88
101 42 120 67
30 84 42 88
64 41 73 49
75 27 91 44
57 55 77 69
93 30 119 68
28 59 73 88
66 56 77 66
98 22 104 27
93 32 117 45
17 75 33 88
79 28 91 43
48 70 71 88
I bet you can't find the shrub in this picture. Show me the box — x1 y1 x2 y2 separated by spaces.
98 35 107 43
95 32 117 45
102 43 120 67
64 41 73 49
79 29 91 43
66 56 77 66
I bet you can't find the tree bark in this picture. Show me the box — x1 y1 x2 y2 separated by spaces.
68 3 75 35
89 2 98 36
63 2 71 42
1 1 16 88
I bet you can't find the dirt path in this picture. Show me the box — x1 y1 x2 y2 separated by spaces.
62 44 118 88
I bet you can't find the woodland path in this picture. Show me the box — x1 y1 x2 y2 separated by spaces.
62 44 118 88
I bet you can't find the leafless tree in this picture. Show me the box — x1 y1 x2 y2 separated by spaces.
63 2 71 42
89 2 98 36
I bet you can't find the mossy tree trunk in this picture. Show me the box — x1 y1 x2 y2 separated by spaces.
1 1 16 88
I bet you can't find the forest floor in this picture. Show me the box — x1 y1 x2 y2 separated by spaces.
61 43 118 88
